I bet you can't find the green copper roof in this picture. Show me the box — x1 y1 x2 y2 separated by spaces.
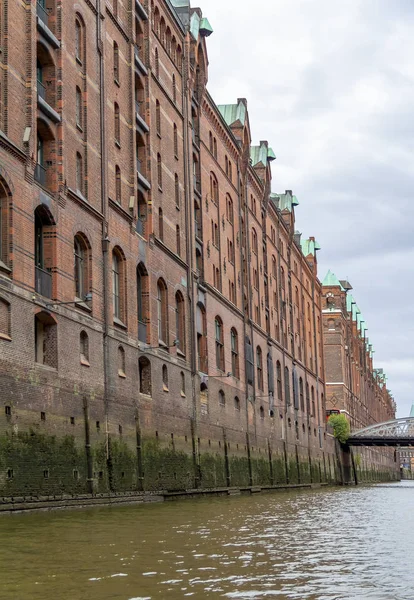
301 237 321 257
267 147 276 161
190 11 200 39
250 143 268 167
322 270 345 290
170 0 189 6
271 192 299 213
199 17 213 36
217 101 247 128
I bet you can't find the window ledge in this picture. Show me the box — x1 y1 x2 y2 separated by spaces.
180 392 186 398
0 333 11 342
114 78 120 87
81 358 90 367
35 362 57 372
174 154 179 160
75 299 92 313
115 140 121 149
113 317 127 330
158 340 168 349
163 385 169 392
76 124 83 133
118 370 126 378
176 349 186 359
0 260 11 275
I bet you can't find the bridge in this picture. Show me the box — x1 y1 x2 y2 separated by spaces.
348 417 414 447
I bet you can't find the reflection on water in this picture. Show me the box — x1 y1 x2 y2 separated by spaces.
1 482 414 599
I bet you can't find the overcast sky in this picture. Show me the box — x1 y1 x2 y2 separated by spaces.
202 0 414 418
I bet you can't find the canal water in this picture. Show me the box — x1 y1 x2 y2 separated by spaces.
1 482 414 599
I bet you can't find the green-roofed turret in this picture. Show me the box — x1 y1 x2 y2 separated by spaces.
322 270 345 290
217 100 247 128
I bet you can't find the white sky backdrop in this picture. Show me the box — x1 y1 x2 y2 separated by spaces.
201 0 414 417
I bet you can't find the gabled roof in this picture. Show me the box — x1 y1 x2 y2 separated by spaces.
301 237 321 257
217 101 247 128
322 270 345 290
250 142 276 167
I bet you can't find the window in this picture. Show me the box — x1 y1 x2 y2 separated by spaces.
76 152 84 195
272 255 277 278
176 225 181 257
162 364 168 389
311 386 315 417
34 205 54 298
284 366 290 406
175 174 180 208
0 298 11 340
156 99 161 135
306 382 310 414
80 330 89 363
210 173 218 204
260 406 265 420
234 396 240 411
196 303 207 372
113 41 119 82
175 291 185 354
252 228 258 254
180 371 186 395
174 123 178 156
230 328 239 378
209 131 213 153
299 377 304 412
213 137 217 159
75 18 83 64
157 153 162 189
226 195 233 224
227 239 234 264
215 317 224 371
0 179 11 269
219 389 225 407
158 207 163 241
114 102 120 145
256 346 263 391
115 165 121 204
172 74 176 103
118 346 126 376
112 248 126 323
76 86 82 129
155 48 159 78
35 312 57 368
137 263 149 343
157 279 168 344
139 356 151 395
276 361 282 400
74 234 90 301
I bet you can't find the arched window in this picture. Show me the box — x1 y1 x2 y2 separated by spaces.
0 298 11 339
213 137 217 159
306 382 310 414
219 389 225 407
160 18 165 44
209 131 213 153
251 228 258 254
311 386 315 417
176 225 181 256
0 179 11 269
272 255 277 278
171 37 177 63
196 302 207 373
284 366 290 406
154 7 160 37
35 312 57 368
226 195 233 224
180 371 185 395
112 247 126 324
74 233 90 301
155 48 159 78
157 153 162 189
276 360 282 400
210 173 218 204
215 316 224 371
80 330 89 363
230 328 239 378
115 165 121 204
137 262 149 343
75 17 84 64
158 207 163 241
162 364 168 389
76 152 84 195
76 86 83 129
34 205 55 299
139 356 151 395
113 41 119 82
166 27 171 54
225 156 228 176
299 377 304 412
175 291 185 355
176 45 182 70
175 173 180 208
234 396 240 411
260 406 265 420
173 123 178 156
256 346 263 391
172 74 177 103
118 345 126 376
114 102 120 144
157 278 168 344
156 99 161 135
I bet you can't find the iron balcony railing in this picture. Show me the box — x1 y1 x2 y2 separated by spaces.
34 163 47 187
37 79 46 101
37 1 49 26
35 265 52 298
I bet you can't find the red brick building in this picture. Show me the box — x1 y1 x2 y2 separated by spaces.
0 0 397 498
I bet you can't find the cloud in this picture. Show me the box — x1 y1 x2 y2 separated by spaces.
202 0 414 417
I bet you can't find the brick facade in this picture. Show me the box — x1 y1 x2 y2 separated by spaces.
0 0 397 499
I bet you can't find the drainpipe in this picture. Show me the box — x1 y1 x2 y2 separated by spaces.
96 0 112 490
